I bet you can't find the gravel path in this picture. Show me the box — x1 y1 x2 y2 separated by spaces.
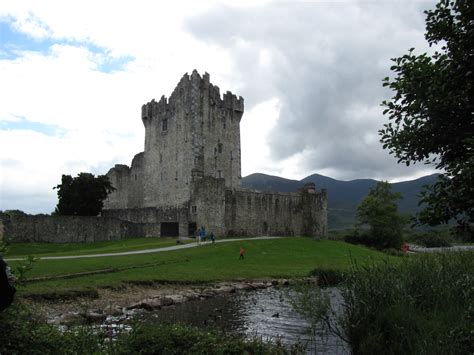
407 243 474 253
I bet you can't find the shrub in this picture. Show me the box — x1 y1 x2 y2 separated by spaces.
0 302 303 354
114 321 302 354
292 252 474 354
410 230 453 247
0 303 106 354
309 268 345 286
342 252 474 354
343 229 377 248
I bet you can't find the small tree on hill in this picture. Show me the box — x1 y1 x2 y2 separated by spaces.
356 181 405 249
54 173 115 216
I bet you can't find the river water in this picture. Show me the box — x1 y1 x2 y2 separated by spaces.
140 286 349 354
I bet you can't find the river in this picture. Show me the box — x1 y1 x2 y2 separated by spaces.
135 286 350 354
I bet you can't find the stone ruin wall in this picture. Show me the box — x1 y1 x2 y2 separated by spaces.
0 214 161 243
102 184 327 238
191 176 228 237
224 187 327 237
190 179 327 238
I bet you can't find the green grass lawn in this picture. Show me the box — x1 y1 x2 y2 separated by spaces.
7 238 395 297
4 237 191 258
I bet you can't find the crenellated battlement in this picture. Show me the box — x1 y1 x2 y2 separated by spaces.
141 70 244 126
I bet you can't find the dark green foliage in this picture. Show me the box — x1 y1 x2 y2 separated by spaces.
0 303 106 354
2 210 27 216
115 321 302 354
0 238 7 256
0 302 302 354
293 252 474 354
342 252 474 354
344 229 376 247
309 268 345 286
409 230 453 247
355 181 405 249
54 172 115 216
380 0 474 233
13 255 38 284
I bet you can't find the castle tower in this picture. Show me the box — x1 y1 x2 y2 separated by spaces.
105 70 244 210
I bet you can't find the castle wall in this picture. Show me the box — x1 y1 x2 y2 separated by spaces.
224 188 327 238
190 176 227 236
1 214 158 243
103 179 328 239
128 153 145 208
102 206 189 238
141 90 193 208
104 165 130 209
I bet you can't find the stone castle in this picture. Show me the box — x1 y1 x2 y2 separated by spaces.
103 70 327 238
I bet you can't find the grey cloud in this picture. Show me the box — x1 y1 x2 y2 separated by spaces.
0 190 57 215
185 1 438 180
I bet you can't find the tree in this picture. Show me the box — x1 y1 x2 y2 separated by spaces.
380 0 473 234
54 173 115 216
356 181 405 249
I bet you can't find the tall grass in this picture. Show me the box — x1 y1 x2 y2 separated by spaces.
341 252 474 354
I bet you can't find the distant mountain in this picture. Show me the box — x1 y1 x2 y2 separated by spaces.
241 173 439 230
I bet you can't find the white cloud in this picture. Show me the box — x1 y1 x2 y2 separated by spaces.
0 0 440 213
241 97 280 177
0 1 240 213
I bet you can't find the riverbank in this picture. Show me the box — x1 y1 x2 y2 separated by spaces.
24 277 314 327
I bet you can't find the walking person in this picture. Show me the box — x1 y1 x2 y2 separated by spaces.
210 232 215 244
196 230 201 246
199 226 206 246
239 247 245 260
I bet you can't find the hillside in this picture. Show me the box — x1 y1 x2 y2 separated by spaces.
241 173 439 230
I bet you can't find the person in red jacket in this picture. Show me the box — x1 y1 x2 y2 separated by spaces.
239 247 245 260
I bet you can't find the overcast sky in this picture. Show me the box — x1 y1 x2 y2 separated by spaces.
0 0 439 214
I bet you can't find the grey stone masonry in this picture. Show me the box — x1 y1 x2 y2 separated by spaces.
105 70 243 211
103 71 327 238
1 214 160 243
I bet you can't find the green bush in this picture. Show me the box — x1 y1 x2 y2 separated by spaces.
0 303 106 354
0 302 303 354
309 268 345 286
409 230 453 247
114 321 303 354
342 252 474 354
343 229 381 249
